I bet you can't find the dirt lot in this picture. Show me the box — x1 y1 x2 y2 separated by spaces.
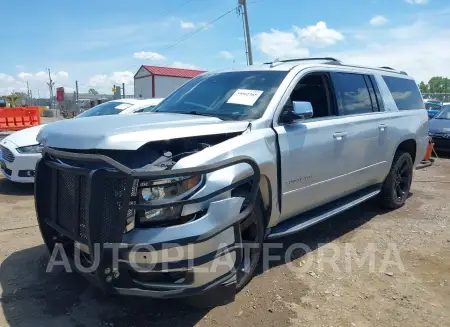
0 159 449 327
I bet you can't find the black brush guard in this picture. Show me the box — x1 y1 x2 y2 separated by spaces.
34 147 260 299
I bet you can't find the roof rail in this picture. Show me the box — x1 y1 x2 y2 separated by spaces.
378 66 408 75
263 57 342 65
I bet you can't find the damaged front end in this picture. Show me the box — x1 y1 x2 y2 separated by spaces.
34 142 260 303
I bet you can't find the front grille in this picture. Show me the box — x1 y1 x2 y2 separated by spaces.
432 138 450 150
0 145 15 163
45 166 131 244
100 178 129 242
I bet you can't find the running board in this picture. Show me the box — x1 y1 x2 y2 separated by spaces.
267 186 381 240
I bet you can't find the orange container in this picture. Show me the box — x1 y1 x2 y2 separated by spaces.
0 107 41 131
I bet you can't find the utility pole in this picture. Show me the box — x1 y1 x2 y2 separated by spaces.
46 68 55 108
26 81 30 105
122 83 125 98
239 0 253 65
75 80 79 102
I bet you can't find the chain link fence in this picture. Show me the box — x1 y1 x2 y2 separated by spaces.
422 93 450 103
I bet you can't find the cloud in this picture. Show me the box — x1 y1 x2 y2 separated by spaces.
370 15 388 26
0 71 71 96
321 20 450 83
171 61 200 70
390 21 426 39
255 29 309 59
255 21 343 58
294 21 344 47
88 71 134 91
15 64 24 70
180 20 196 29
180 20 211 30
405 0 429 4
133 51 166 61
219 50 234 60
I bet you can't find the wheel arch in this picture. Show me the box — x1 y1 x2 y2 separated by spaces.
395 138 417 163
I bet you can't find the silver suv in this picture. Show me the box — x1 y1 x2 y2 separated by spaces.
34 57 428 305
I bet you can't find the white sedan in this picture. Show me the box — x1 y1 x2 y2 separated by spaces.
0 98 163 183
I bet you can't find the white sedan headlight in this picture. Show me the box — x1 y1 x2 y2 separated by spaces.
16 144 44 154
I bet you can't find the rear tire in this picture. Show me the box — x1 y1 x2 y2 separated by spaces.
379 151 413 209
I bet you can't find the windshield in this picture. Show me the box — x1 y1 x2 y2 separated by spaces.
77 101 134 118
152 71 288 121
434 105 450 119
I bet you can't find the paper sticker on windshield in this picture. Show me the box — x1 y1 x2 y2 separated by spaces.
114 104 132 110
227 89 263 106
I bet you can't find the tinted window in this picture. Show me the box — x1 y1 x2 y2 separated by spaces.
76 101 134 118
152 71 288 121
434 106 450 119
332 73 373 115
425 103 441 110
382 76 424 111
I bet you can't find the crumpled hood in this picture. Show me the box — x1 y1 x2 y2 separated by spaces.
428 118 450 133
37 113 250 150
3 124 47 147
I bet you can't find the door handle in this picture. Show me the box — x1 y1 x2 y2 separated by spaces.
379 124 388 131
333 132 347 140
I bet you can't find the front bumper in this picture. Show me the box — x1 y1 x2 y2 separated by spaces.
430 136 450 152
0 140 40 183
35 147 260 301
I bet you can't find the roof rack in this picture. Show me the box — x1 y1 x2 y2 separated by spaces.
378 66 408 75
263 57 342 66
263 58 409 76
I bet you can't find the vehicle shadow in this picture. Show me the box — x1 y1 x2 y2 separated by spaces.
0 245 210 327
0 178 34 196
0 198 398 327
255 197 393 276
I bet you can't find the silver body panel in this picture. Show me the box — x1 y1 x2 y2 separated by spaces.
36 61 429 293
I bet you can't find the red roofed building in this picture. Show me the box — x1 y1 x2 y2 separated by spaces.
134 65 206 99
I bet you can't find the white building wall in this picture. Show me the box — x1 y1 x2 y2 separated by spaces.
154 76 190 98
134 66 153 99
134 76 153 99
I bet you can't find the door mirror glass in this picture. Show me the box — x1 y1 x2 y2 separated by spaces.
293 101 313 119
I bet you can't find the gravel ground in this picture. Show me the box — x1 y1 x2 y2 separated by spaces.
0 159 449 327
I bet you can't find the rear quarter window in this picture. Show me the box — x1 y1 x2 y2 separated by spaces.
382 76 424 111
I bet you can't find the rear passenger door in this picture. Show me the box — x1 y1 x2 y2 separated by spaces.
330 72 390 189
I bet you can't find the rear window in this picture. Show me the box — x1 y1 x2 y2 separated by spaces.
382 76 424 111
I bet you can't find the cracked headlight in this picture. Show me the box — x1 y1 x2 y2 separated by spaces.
16 144 44 154
137 175 203 224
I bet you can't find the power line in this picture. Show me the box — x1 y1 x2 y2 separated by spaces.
160 6 237 53
123 5 239 71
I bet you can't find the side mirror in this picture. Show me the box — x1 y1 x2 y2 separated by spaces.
292 101 314 119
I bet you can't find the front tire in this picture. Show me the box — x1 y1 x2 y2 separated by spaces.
234 191 265 292
379 151 413 209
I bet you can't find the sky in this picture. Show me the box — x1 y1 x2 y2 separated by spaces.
0 0 449 97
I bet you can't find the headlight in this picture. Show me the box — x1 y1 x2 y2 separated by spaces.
137 175 203 225
16 144 44 154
